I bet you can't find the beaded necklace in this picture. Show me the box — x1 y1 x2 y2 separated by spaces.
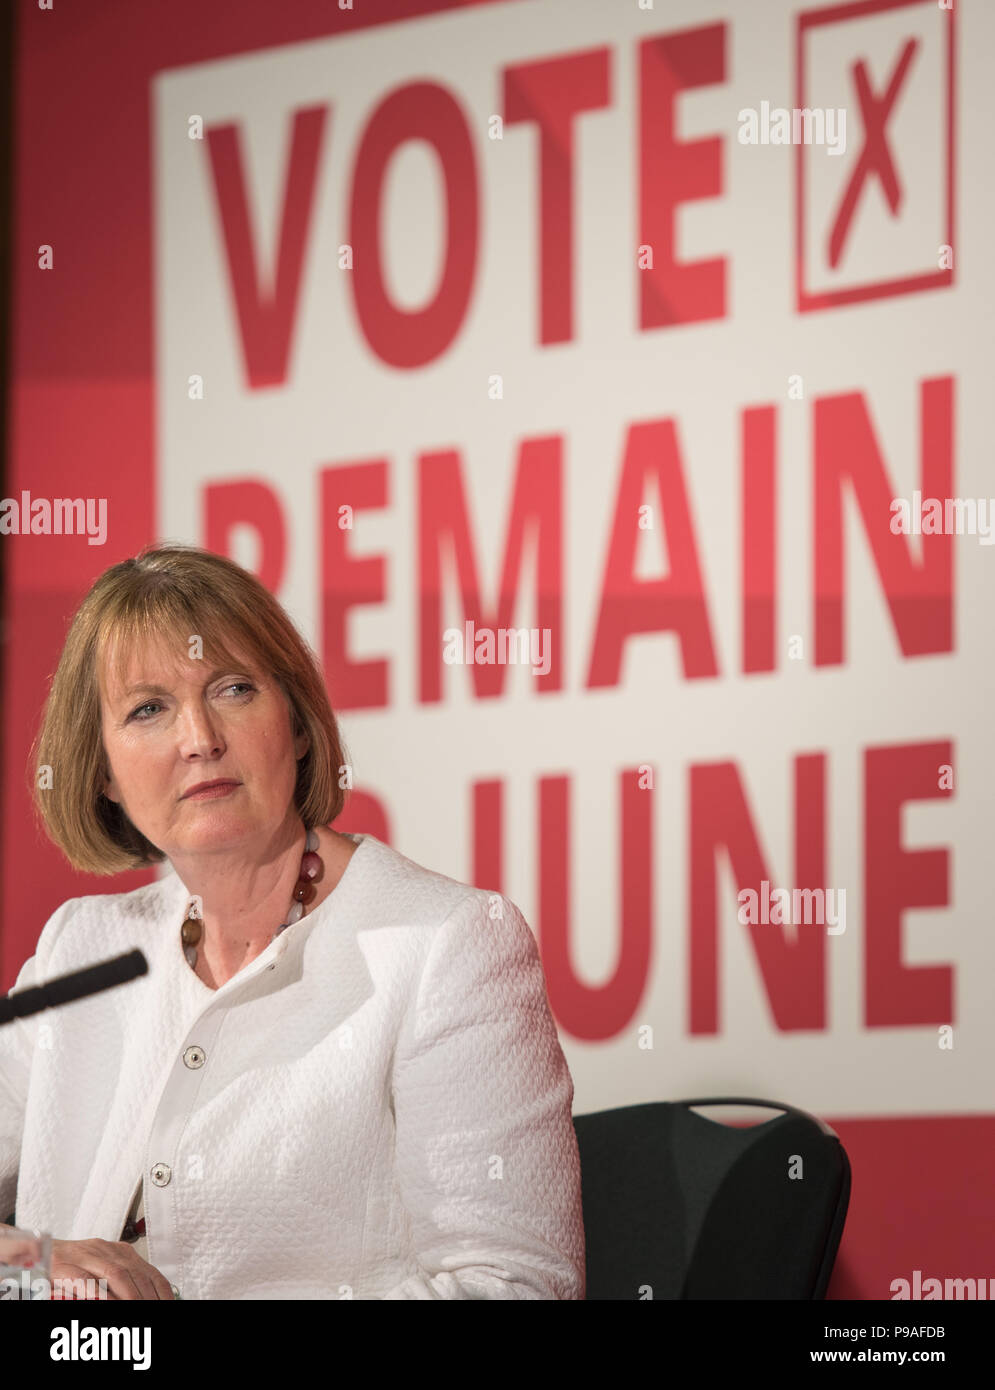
179 827 324 970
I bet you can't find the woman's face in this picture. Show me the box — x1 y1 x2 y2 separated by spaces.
99 636 309 860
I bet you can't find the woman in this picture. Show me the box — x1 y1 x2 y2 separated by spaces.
0 544 585 1299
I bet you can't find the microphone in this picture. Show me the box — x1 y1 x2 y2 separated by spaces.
0 949 148 1026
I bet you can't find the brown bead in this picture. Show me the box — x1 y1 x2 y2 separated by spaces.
293 879 316 905
181 917 202 946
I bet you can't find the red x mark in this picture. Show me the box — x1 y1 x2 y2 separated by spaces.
828 37 919 268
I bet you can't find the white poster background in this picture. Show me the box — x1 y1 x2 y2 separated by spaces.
153 0 995 1119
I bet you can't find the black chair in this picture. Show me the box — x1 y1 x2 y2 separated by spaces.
573 1097 850 1299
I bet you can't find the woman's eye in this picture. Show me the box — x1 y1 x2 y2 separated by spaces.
127 684 254 722
129 702 161 722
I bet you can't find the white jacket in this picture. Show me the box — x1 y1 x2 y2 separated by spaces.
0 832 585 1299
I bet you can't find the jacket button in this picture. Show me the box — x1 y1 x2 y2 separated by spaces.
150 1162 171 1186
183 1045 206 1068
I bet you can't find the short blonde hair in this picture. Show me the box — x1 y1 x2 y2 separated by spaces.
28 543 351 874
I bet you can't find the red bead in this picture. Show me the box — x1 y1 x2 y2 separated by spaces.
293 880 316 905
300 851 324 882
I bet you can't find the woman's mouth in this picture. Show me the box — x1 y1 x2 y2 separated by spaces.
181 781 241 801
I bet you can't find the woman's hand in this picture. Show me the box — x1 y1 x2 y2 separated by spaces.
50 1238 175 1300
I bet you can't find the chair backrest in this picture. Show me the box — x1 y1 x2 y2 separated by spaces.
573 1097 851 1299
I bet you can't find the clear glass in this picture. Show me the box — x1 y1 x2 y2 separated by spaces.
0 1226 52 1301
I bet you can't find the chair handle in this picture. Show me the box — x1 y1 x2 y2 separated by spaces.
674 1096 841 1139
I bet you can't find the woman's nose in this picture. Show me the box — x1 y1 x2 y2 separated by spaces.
177 705 225 757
